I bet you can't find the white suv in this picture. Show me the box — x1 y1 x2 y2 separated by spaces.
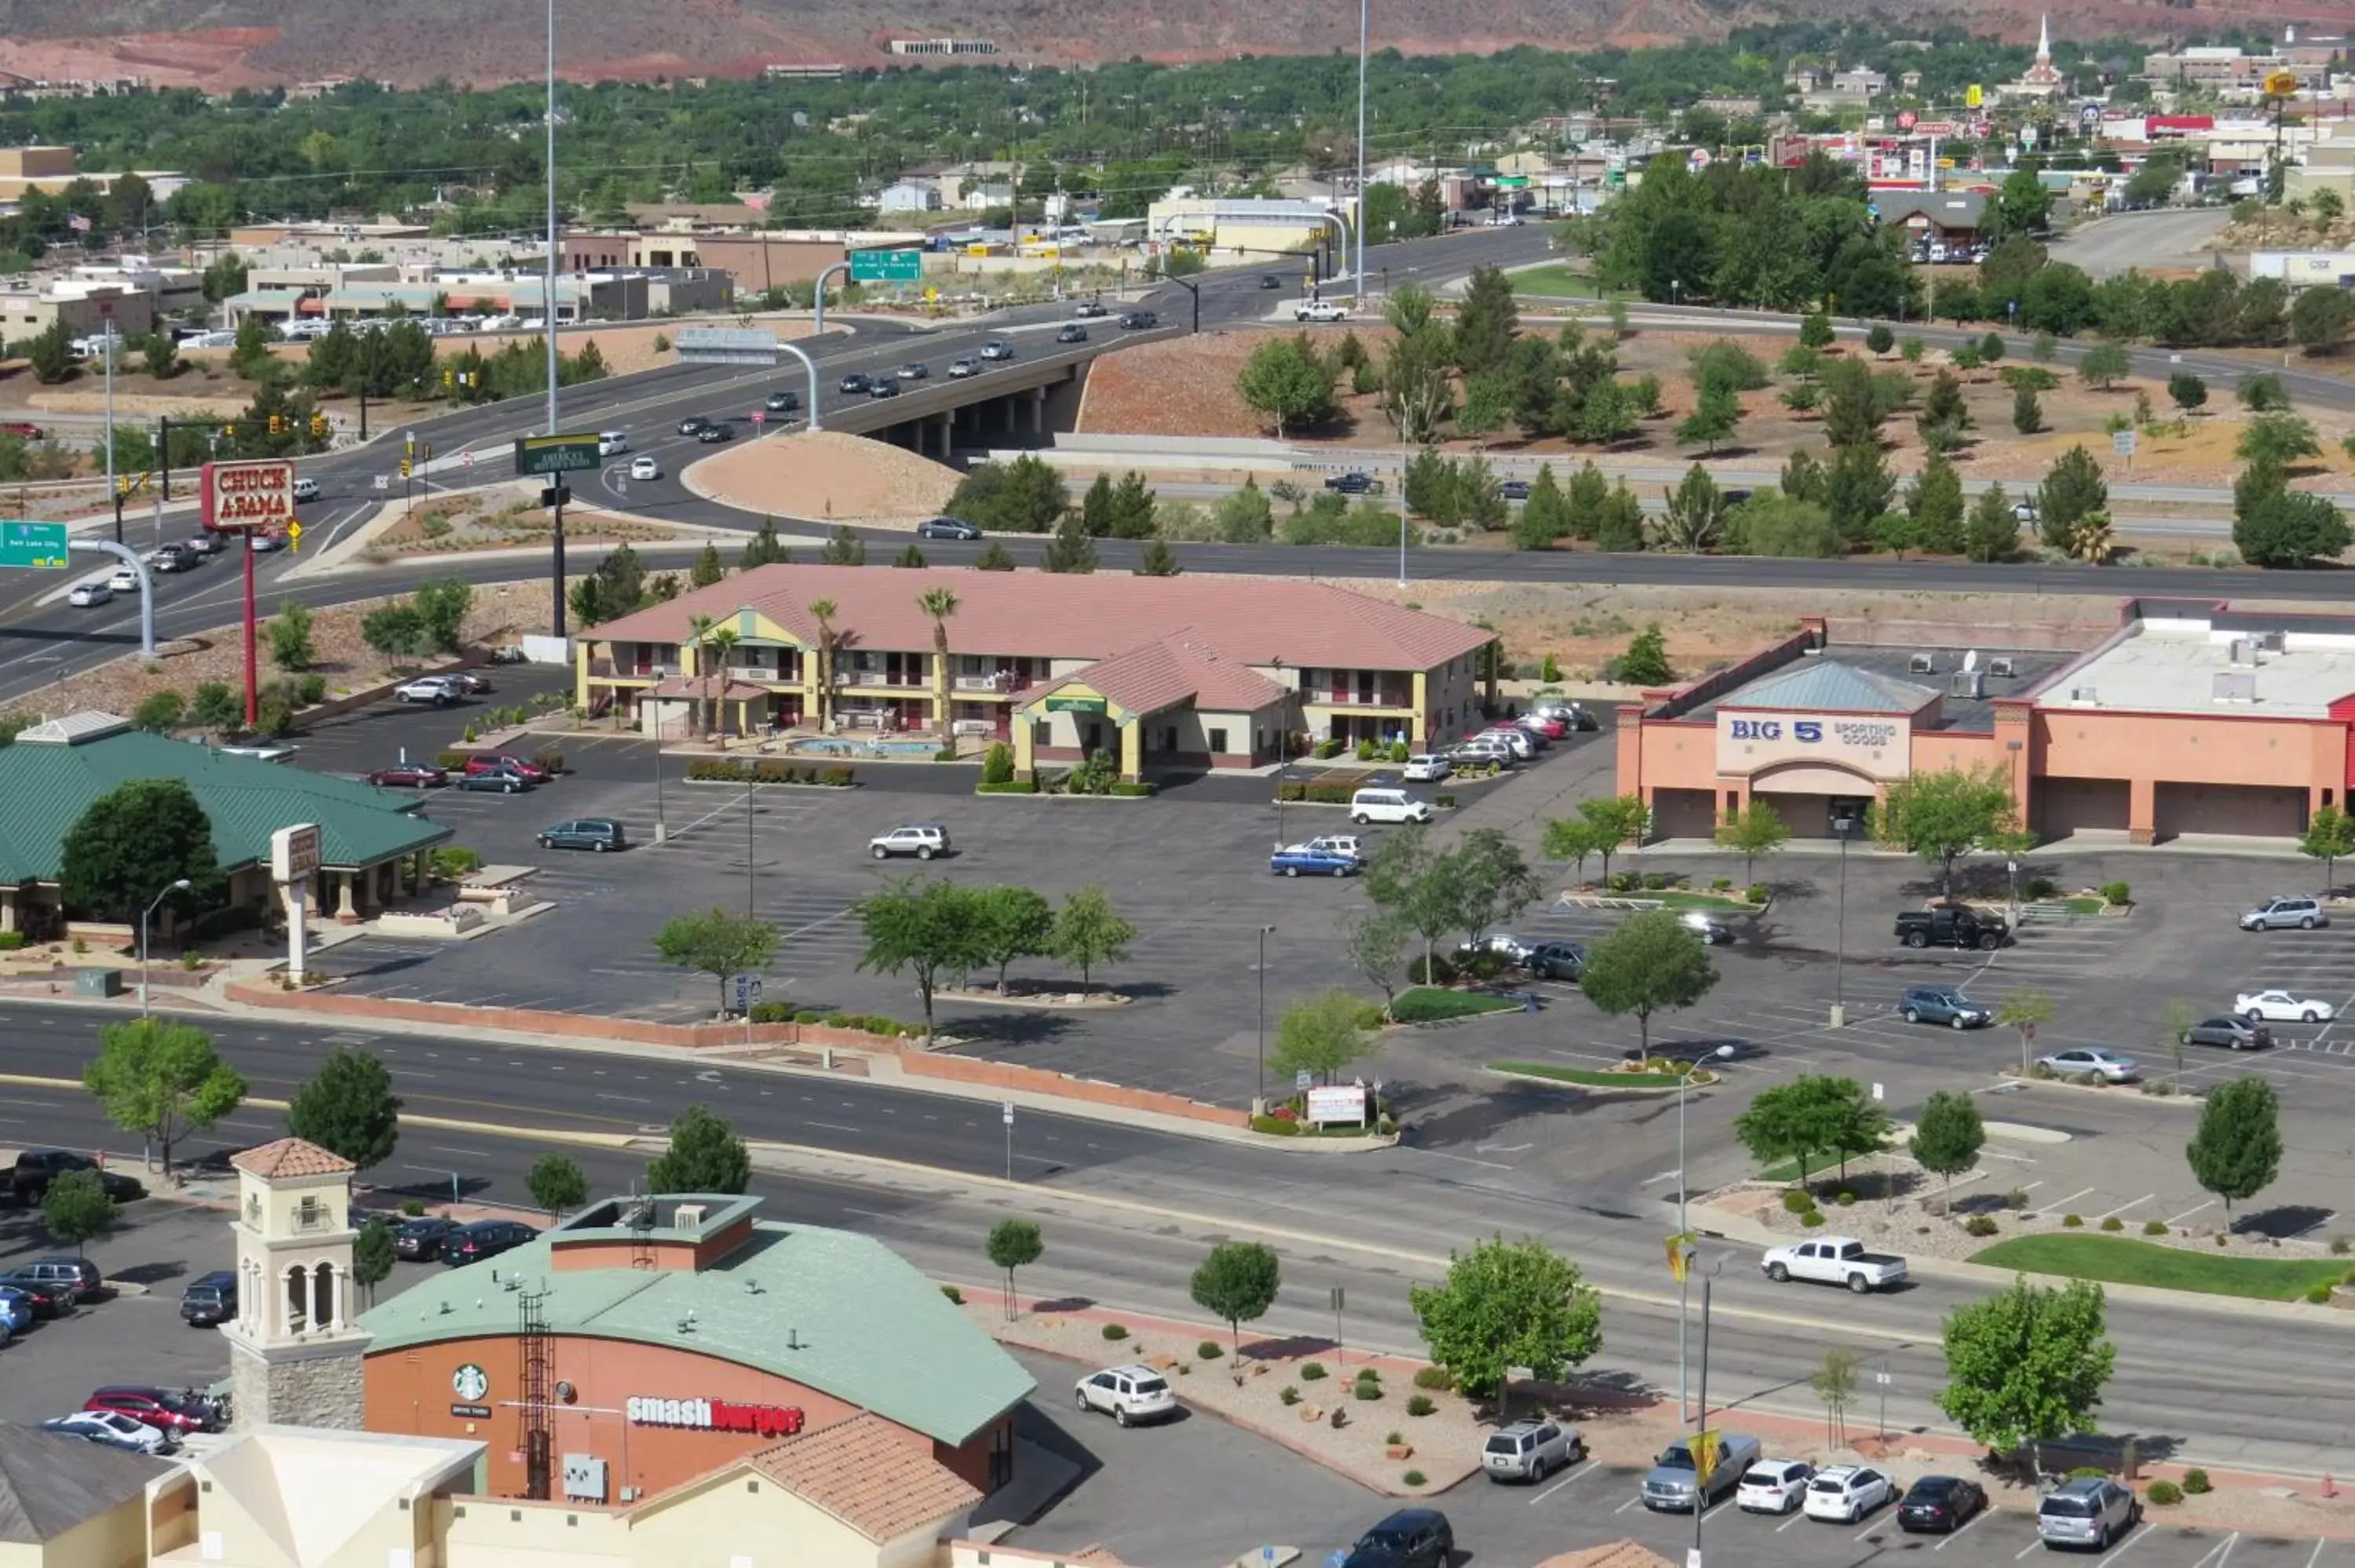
1804 1465 1894 1523
868 823 950 861
1075 1364 1175 1426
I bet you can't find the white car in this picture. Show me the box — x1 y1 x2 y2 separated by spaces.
393 676 464 706
869 823 950 860
292 477 322 502
105 565 140 593
628 455 661 481
1283 834 1366 862
1804 1465 1894 1523
184 532 222 556
68 580 113 607
2038 1047 2138 1083
249 531 284 552
2235 989 2336 1023
1403 754 1451 782
947 358 980 378
1294 301 1349 323
1075 1363 1176 1427
1737 1460 1815 1515
980 339 1013 360
1477 727 1537 760
42 1409 172 1453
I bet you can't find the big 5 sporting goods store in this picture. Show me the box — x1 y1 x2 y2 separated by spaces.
1616 603 2355 846
360 1193 1031 1508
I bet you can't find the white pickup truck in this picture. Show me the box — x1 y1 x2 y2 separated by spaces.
1760 1237 1907 1294
1294 301 1349 323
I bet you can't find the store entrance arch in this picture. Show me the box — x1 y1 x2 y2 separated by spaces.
1752 760 1880 839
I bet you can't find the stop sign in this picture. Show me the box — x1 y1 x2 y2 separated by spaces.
750 410 766 427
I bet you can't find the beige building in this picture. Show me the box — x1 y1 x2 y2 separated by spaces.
0 280 156 339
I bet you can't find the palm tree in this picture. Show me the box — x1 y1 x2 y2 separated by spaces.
705 627 740 733
685 614 716 735
808 599 838 733
917 587 959 743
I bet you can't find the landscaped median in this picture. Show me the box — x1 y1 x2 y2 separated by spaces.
1970 1234 2355 1304
1489 1058 1722 1091
1388 987 1524 1024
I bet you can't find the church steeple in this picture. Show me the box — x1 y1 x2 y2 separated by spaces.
2036 13 2051 64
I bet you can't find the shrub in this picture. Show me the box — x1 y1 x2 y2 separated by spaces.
2006 1188 2031 1209
1781 1188 1816 1214
2100 881 2130 906
934 746 958 762
1101 1323 1129 1341
1251 1113 1302 1136
2215 1232 2230 1245
1433 793 1457 810
2145 1481 2183 1506
436 749 471 769
1313 738 1344 760
1965 1215 2000 1237
2063 1213 2083 1227
1711 877 1732 891
1835 1191 1856 1207
1800 1210 1826 1228
2182 1469 2211 1495
2100 1215 2123 1232
2306 1282 2335 1304
978 779 1039 794
1301 1362 1328 1380
0 932 21 951
2335 1235 2353 1256
1198 1340 1224 1360
2067 1467 2109 1480
401 1199 425 1216
1355 1367 1380 1384
940 1284 963 1304
1405 1394 1436 1417
1404 1470 1427 1486
2145 1220 2169 1235
2027 876 2058 900
1353 1380 1382 1401
1746 883 1769 904
1412 1366 1454 1390
2141 1080 2175 1097
1280 1385 1301 1406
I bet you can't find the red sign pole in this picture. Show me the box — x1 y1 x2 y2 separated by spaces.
243 535 258 729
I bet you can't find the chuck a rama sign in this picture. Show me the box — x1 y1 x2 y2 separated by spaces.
1715 709 1910 781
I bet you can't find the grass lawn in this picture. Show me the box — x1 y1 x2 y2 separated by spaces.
1969 1234 2347 1302
1392 987 1523 1023
1492 1059 1692 1089
1510 263 1604 298
2054 897 2107 914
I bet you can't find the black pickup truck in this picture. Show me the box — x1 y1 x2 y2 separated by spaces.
1894 904 2008 951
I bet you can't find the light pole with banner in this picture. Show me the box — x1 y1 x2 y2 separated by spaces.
1674 1044 1732 1421
1255 924 1276 1112
271 824 322 984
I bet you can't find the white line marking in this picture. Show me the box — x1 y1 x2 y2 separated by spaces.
2092 1193 2155 1221
2163 1199 2218 1227
2018 1537 2046 1559
2044 1186 2097 1212
802 1121 862 1133
2097 1521 2156 1568
2304 1539 2327 1568
1935 1508 1994 1549
1613 1496 1641 1515
1530 1468 1591 1504
1778 1511 1808 1533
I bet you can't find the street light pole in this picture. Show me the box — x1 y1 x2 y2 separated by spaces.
138 877 192 1019
1692 1256 1724 1568
1256 924 1276 1111
543 0 568 639
1832 819 1852 1026
1675 1044 1732 1423
1355 0 1369 300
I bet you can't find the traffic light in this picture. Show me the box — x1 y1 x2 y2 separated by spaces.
117 475 132 497
399 458 411 479
309 413 328 439
220 424 235 440
268 414 283 435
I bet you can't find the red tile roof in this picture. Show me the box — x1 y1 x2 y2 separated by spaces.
586 564 1491 673
745 1413 981 1543
231 1138 356 1180
1029 630 1287 717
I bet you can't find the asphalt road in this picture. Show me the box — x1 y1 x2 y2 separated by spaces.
2049 207 2236 279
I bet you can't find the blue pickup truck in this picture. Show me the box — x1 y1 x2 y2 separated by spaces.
1269 845 1362 877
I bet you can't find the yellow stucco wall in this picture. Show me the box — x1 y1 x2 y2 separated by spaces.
437 1469 921 1568
5 1499 152 1568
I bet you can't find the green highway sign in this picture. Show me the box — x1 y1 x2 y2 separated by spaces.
0 521 68 569
513 434 602 476
849 248 924 283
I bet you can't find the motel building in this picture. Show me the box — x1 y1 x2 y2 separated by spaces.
1616 601 2355 845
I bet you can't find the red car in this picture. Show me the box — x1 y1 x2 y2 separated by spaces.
366 762 448 789
1517 715 1568 740
0 421 42 440
83 1387 217 1433
462 753 548 782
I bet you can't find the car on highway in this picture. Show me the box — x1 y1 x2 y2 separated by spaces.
1481 1418 1581 1483
2039 1046 2138 1082
1526 942 1586 981
183 532 222 557
0 421 42 439
1500 479 1530 500
916 516 982 540
1898 1475 1987 1534
1804 1465 1894 1523
2240 895 2327 931
1338 1510 1452 1568
539 818 626 853
597 431 630 456
1402 753 1450 782
1057 323 1089 343
42 1410 172 1454
248 530 284 552
2037 1476 2140 1551
980 339 1013 360
1324 471 1375 494
292 477 322 502
1119 309 1158 329
463 753 549 782
869 823 949 860
392 1216 460 1261
1295 300 1349 323
676 415 709 437
393 676 465 706
2236 989 2333 1023
1270 844 1362 877
868 378 902 399
2184 1014 2272 1050
896 361 929 380
1073 1363 1176 1427
695 422 734 443
68 580 113 607
1258 274 1283 289
1073 301 1108 318
1760 1236 1907 1293
629 455 662 481
947 357 980 377
366 761 448 789
1736 1460 1815 1514
146 542 196 573
178 1271 236 1326
763 390 801 412
440 1219 537 1268
838 372 871 394
1899 984 1990 1028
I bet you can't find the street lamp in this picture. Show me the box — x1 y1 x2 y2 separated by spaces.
1831 811 1860 1026
1354 0 1369 301
138 878 192 1019
1256 924 1277 1112
1271 658 1290 849
1675 1043 1734 1423
1691 1253 1728 1568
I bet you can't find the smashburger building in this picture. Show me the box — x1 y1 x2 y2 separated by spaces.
360 1193 1032 1515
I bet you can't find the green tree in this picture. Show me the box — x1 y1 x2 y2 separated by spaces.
984 1217 1043 1319
25 319 76 384
1865 323 1895 356
1675 383 1743 456
1908 452 1967 555
2012 384 2044 435
1189 1240 1281 1375
1713 799 1791 883
411 578 473 654
1364 826 1459 982
526 1152 590 1220
352 1216 396 1304
652 907 779 1016
1872 764 2017 896
59 779 221 922
2037 447 2109 552
1452 264 1521 374
1270 987 1377 1087
1820 359 1886 450
1965 483 2021 563
2239 373 2291 413
1134 538 1181 575
1798 311 1834 351
1236 333 1338 437
739 517 790 571
1736 1075 1864 1187
1989 166 2054 238
2237 412 2321 467
1909 1089 1985 1215
1104 470 1158 539
188 682 239 731
971 884 1054 995
132 691 185 734
266 597 316 672
819 525 866 566
947 454 1067 533
2169 372 2208 414
2291 285 2353 356
1823 440 1897 543
1575 910 1718 1056
856 877 986 1038
1050 884 1135 990
2076 341 2132 390
83 1018 246 1179
1446 827 1542 951
1543 794 1650 888
284 1048 402 1171
1733 492 1842 557
688 542 726 588
1215 477 1276 543
1938 1278 2116 1470
1080 473 1115 537
42 1169 118 1257
1564 462 1610 540
1999 987 2055 1076
1409 1235 1604 1420
2300 804 2355 895
2185 1075 2282 1224
1651 465 1725 552
2236 491 2351 569
1342 911 1411 1019
644 1104 750 1195
1041 512 1099 574
1614 623 1673 684
1514 463 1570 550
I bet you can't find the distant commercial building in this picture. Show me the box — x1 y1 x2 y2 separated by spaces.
0 278 155 338
0 144 182 201
878 180 945 214
1145 197 1342 258
885 37 998 54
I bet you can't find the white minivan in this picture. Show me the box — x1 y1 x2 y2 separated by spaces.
1349 788 1433 826
597 431 630 457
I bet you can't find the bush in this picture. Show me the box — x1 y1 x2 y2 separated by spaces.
1198 1340 1224 1360
1965 1215 2000 1237
1353 1380 1382 1401
2100 881 2130 906
1781 1188 1817 1214
1746 883 1769 904
2067 1467 2108 1479
1412 1366 1454 1390
2006 1188 2031 1209
1711 877 1732 891
1280 1385 1302 1406
2215 1232 2230 1245
940 1284 963 1304
2100 1215 2123 1232
1250 1113 1302 1136
2182 1469 2211 1495
2028 876 2058 900
978 779 1039 794
1108 781 1157 797
1406 1394 1436 1417
1313 738 1344 760
1355 1366 1380 1384
2145 1481 2183 1506
1433 792 1457 810
1101 1323 1129 1341
2306 1282 2335 1304
934 746 958 763
1301 1361 1328 1380
2145 1220 2169 1235
2335 1235 2353 1256
1403 1469 1427 1486
401 1198 425 1216
0 932 22 951
1799 1210 1827 1228
1406 953 1460 986
2063 1213 2083 1227
1835 1191 1855 1207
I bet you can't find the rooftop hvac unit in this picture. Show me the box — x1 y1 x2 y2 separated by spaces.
2256 630 2287 652
1909 652 1937 674
2213 671 2258 702
2229 638 2258 665
1988 656 2016 678
1948 671 1985 699
2070 686 2099 705
1962 649 1980 673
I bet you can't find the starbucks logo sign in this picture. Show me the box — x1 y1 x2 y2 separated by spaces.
452 1363 489 1402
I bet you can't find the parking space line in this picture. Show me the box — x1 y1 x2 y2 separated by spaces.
1612 1496 1641 1515
2045 1186 2097 1212
1777 1511 1808 1533
1934 1508 1994 1549
2092 1194 2155 1221
2304 1539 2328 1568
2190 1530 2240 1568
1529 1468 1591 1504
1853 1516 1885 1543
2017 1535 2044 1559
2165 1199 2218 1227
2098 1521 2156 1567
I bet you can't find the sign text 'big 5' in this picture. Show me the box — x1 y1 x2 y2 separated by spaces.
200 459 297 534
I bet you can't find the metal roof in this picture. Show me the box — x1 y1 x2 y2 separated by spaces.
1720 660 1938 715
0 1424 174 1542
359 1214 1034 1446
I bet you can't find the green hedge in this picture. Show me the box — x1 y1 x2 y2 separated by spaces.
1108 781 1156 797
1390 987 1522 1023
746 1002 924 1036
684 759 855 786
977 779 1039 794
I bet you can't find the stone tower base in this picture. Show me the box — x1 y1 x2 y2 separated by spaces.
227 1332 369 1431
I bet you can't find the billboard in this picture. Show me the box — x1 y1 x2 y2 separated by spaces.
200 459 297 534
